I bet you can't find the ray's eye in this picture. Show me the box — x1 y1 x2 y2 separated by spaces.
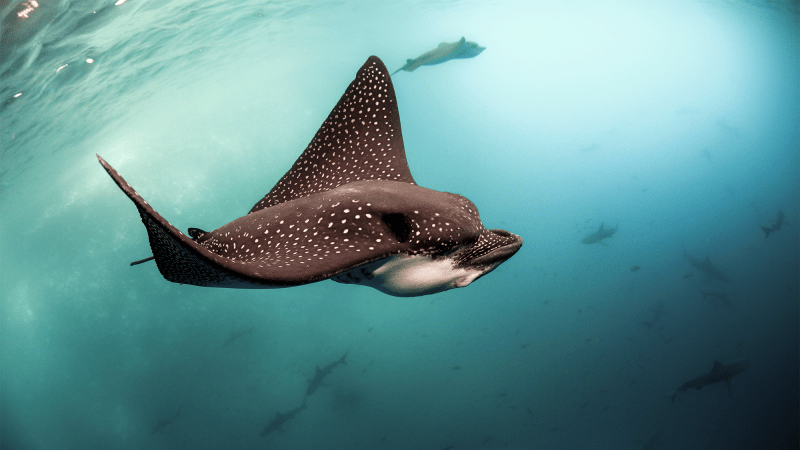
381 213 412 243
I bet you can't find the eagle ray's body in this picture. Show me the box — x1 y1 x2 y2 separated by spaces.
98 56 521 296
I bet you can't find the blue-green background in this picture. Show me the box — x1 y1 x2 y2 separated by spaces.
2 0 798 448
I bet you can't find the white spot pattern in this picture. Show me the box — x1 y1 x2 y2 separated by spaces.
249 58 415 214
195 184 489 275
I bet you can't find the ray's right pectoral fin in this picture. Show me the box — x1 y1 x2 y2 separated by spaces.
97 155 239 287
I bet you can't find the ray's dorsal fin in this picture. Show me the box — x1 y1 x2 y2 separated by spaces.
249 56 415 214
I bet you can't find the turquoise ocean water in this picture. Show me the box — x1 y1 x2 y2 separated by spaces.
2 0 798 448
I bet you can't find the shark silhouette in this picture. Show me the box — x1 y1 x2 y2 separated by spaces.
222 327 254 347
580 223 617 244
305 352 348 397
151 407 180 434
668 358 750 402
98 56 521 297
639 430 664 450
683 251 730 283
700 289 733 308
640 301 665 330
760 209 787 238
260 401 307 436
391 37 485 76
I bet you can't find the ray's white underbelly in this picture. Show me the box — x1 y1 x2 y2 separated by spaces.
332 254 483 297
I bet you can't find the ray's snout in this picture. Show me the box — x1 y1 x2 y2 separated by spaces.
463 229 523 268
485 229 523 264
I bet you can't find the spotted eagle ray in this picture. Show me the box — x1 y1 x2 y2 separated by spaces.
391 37 485 76
97 56 522 297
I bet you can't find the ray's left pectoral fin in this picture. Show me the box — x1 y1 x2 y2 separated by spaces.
97 155 244 287
248 56 414 214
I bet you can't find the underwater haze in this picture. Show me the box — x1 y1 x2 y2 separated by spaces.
2 0 799 449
